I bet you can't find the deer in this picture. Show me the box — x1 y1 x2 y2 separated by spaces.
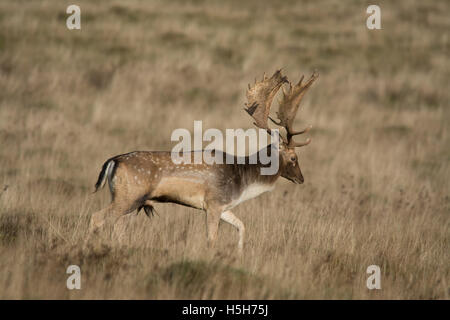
86 69 318 253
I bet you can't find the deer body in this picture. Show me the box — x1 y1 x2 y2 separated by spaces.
87 70 318 252
89 148 280 251
97 149 279 212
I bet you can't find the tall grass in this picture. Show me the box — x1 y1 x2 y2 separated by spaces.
0 0 448 299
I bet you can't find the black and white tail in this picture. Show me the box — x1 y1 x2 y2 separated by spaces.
94 158 116 193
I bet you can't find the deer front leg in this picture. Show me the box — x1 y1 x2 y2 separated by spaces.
220 210 245 253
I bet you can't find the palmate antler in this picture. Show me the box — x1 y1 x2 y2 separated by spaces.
244 69 318 148
273 71 319 147
244 70 288 134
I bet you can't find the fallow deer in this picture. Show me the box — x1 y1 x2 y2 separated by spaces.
87 70 318 252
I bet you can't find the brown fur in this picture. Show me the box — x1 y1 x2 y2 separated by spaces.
86 145 304 251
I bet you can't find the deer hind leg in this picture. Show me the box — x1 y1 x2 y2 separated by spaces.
84 203 115 247
221 210 245 253
87 204 112 237
113 213 134 244
205 207 222 248
86 199 135 245
113 199 157 244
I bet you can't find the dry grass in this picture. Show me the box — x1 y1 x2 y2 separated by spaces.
0 0 449 299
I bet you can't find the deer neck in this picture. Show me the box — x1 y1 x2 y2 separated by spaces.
223 159 280 208
233 145 283 190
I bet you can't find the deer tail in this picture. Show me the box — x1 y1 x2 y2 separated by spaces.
94 159 116 193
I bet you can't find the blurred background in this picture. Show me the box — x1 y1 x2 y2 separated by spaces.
0 0 448 299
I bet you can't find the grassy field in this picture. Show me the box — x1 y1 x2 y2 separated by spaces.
0 0 448 299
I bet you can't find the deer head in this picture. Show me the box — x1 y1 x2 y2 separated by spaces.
244 69 319 184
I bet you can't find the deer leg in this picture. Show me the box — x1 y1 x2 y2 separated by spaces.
84 203 114 246
86 201 133 245
109 199 137 243
87 204 112 236
205 208 222 248
220 210 245 253
113 213 134 245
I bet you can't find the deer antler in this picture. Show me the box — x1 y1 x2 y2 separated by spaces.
274 71 318 147
244 70 288 136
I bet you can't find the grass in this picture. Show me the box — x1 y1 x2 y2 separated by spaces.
0 0 448 299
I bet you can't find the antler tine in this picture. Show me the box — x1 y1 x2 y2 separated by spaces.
274 71 318 147
244 69 288 134
289 124 312 136
289 138 311 148
268 115 282 126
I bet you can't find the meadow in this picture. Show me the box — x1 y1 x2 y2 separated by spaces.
0 0 448 299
